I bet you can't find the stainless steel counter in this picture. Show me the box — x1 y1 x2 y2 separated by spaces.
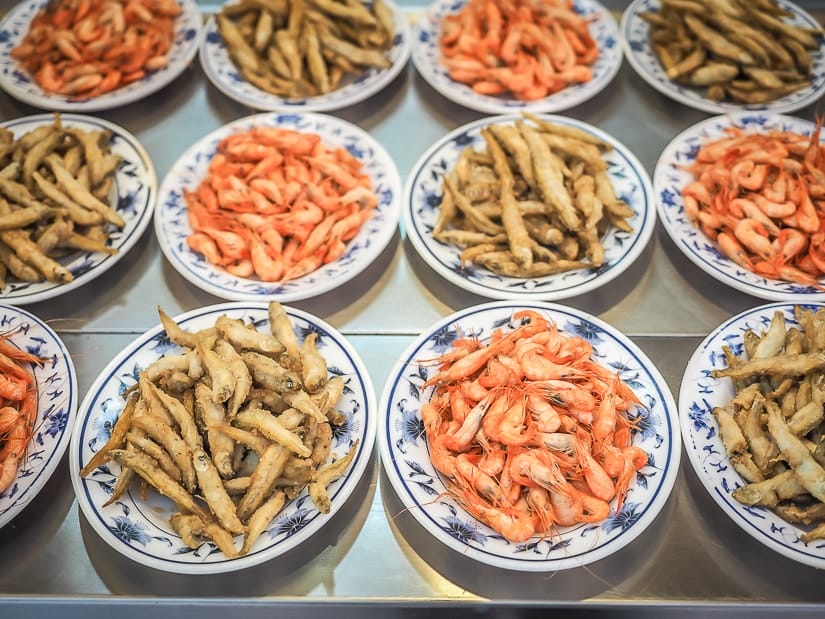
1 1 824 616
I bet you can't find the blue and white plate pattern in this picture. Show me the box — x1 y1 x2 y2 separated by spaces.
154 112 402 302
0 304 78 529
404 114 655 301
0 0 202 112
69 302 376 574
378 301 680 571
411 0 622 114
680 302 825 570
200 0 411 112
0 114 157 305
654 112 825 301
621 0 825 114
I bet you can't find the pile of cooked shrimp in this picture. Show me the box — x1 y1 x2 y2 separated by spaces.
420 310 647 542
683 118 825 288
12 0 181 99
184 125 378 283
439 0 598 100
0 334 43 494
713 306 825 541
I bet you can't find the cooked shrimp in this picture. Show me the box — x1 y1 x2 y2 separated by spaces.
419 310 648 541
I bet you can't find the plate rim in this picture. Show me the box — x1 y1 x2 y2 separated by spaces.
0 303 79 529
619 0 825 115
402 112 656 301
678 300 825 569
410 0 623 115
154 110 402 302
378 299 681 572
0 0 203 112
652 111 825 302
0 112 158 305
68 300 378 574
198 0 411 112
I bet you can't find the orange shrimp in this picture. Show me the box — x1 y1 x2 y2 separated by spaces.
0 334 41 494
12 0 180 98
185 127 378 283
438 0 597 101
684 117 825 288
418 313 647 542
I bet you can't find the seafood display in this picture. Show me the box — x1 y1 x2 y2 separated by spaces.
639 0 822 105
0 114 125 291
183 125 378 283
0 304 77 531
710 306 825 542
431 113 634 279
11 0 182 99
214 0 396 99
681 117 825 288
680 303 825 569
0 334 43 494
380 302 680 571
78 302 359 560
421 309 647 541
439 0 598 101
155 112 401 302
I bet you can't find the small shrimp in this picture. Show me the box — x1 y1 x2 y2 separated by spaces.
455 453 510 506
733 218 773 260
717 232 754 270
453 482 536 542
445 394 492 451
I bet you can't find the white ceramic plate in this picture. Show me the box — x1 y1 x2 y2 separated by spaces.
200 0 411 112
654 112 825 301
0 304 78 528
0 114 157 305
620 0 825 114
379 300 680 572
70 302 376 574
0 0 202 112
154 112 402 302
411 0 622 115
403 113 655 301
680 302 825 569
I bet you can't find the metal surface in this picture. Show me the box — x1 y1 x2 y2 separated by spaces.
1 0 825 615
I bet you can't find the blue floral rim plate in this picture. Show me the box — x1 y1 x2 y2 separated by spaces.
0 304 78 529
0 0 202 112
654 112 825 301
199 0 410 112
620 0 825 114
679 302 825 570
154 112 402 302
411 0 622 114
378 301 680 572
69 302 377 574
403 113 655 301
0 114 157 305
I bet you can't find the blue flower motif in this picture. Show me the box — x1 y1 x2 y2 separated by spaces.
565 319 602 343
659 188 677 207
109 515 152 546
43 407 68 439
428 325 458 353
206 31 222 45
602 502 642 533
442 515 488 544
89 398 120 450
331 410 355 444
688 400 715 439
275 507 311 537
396 400 424 445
